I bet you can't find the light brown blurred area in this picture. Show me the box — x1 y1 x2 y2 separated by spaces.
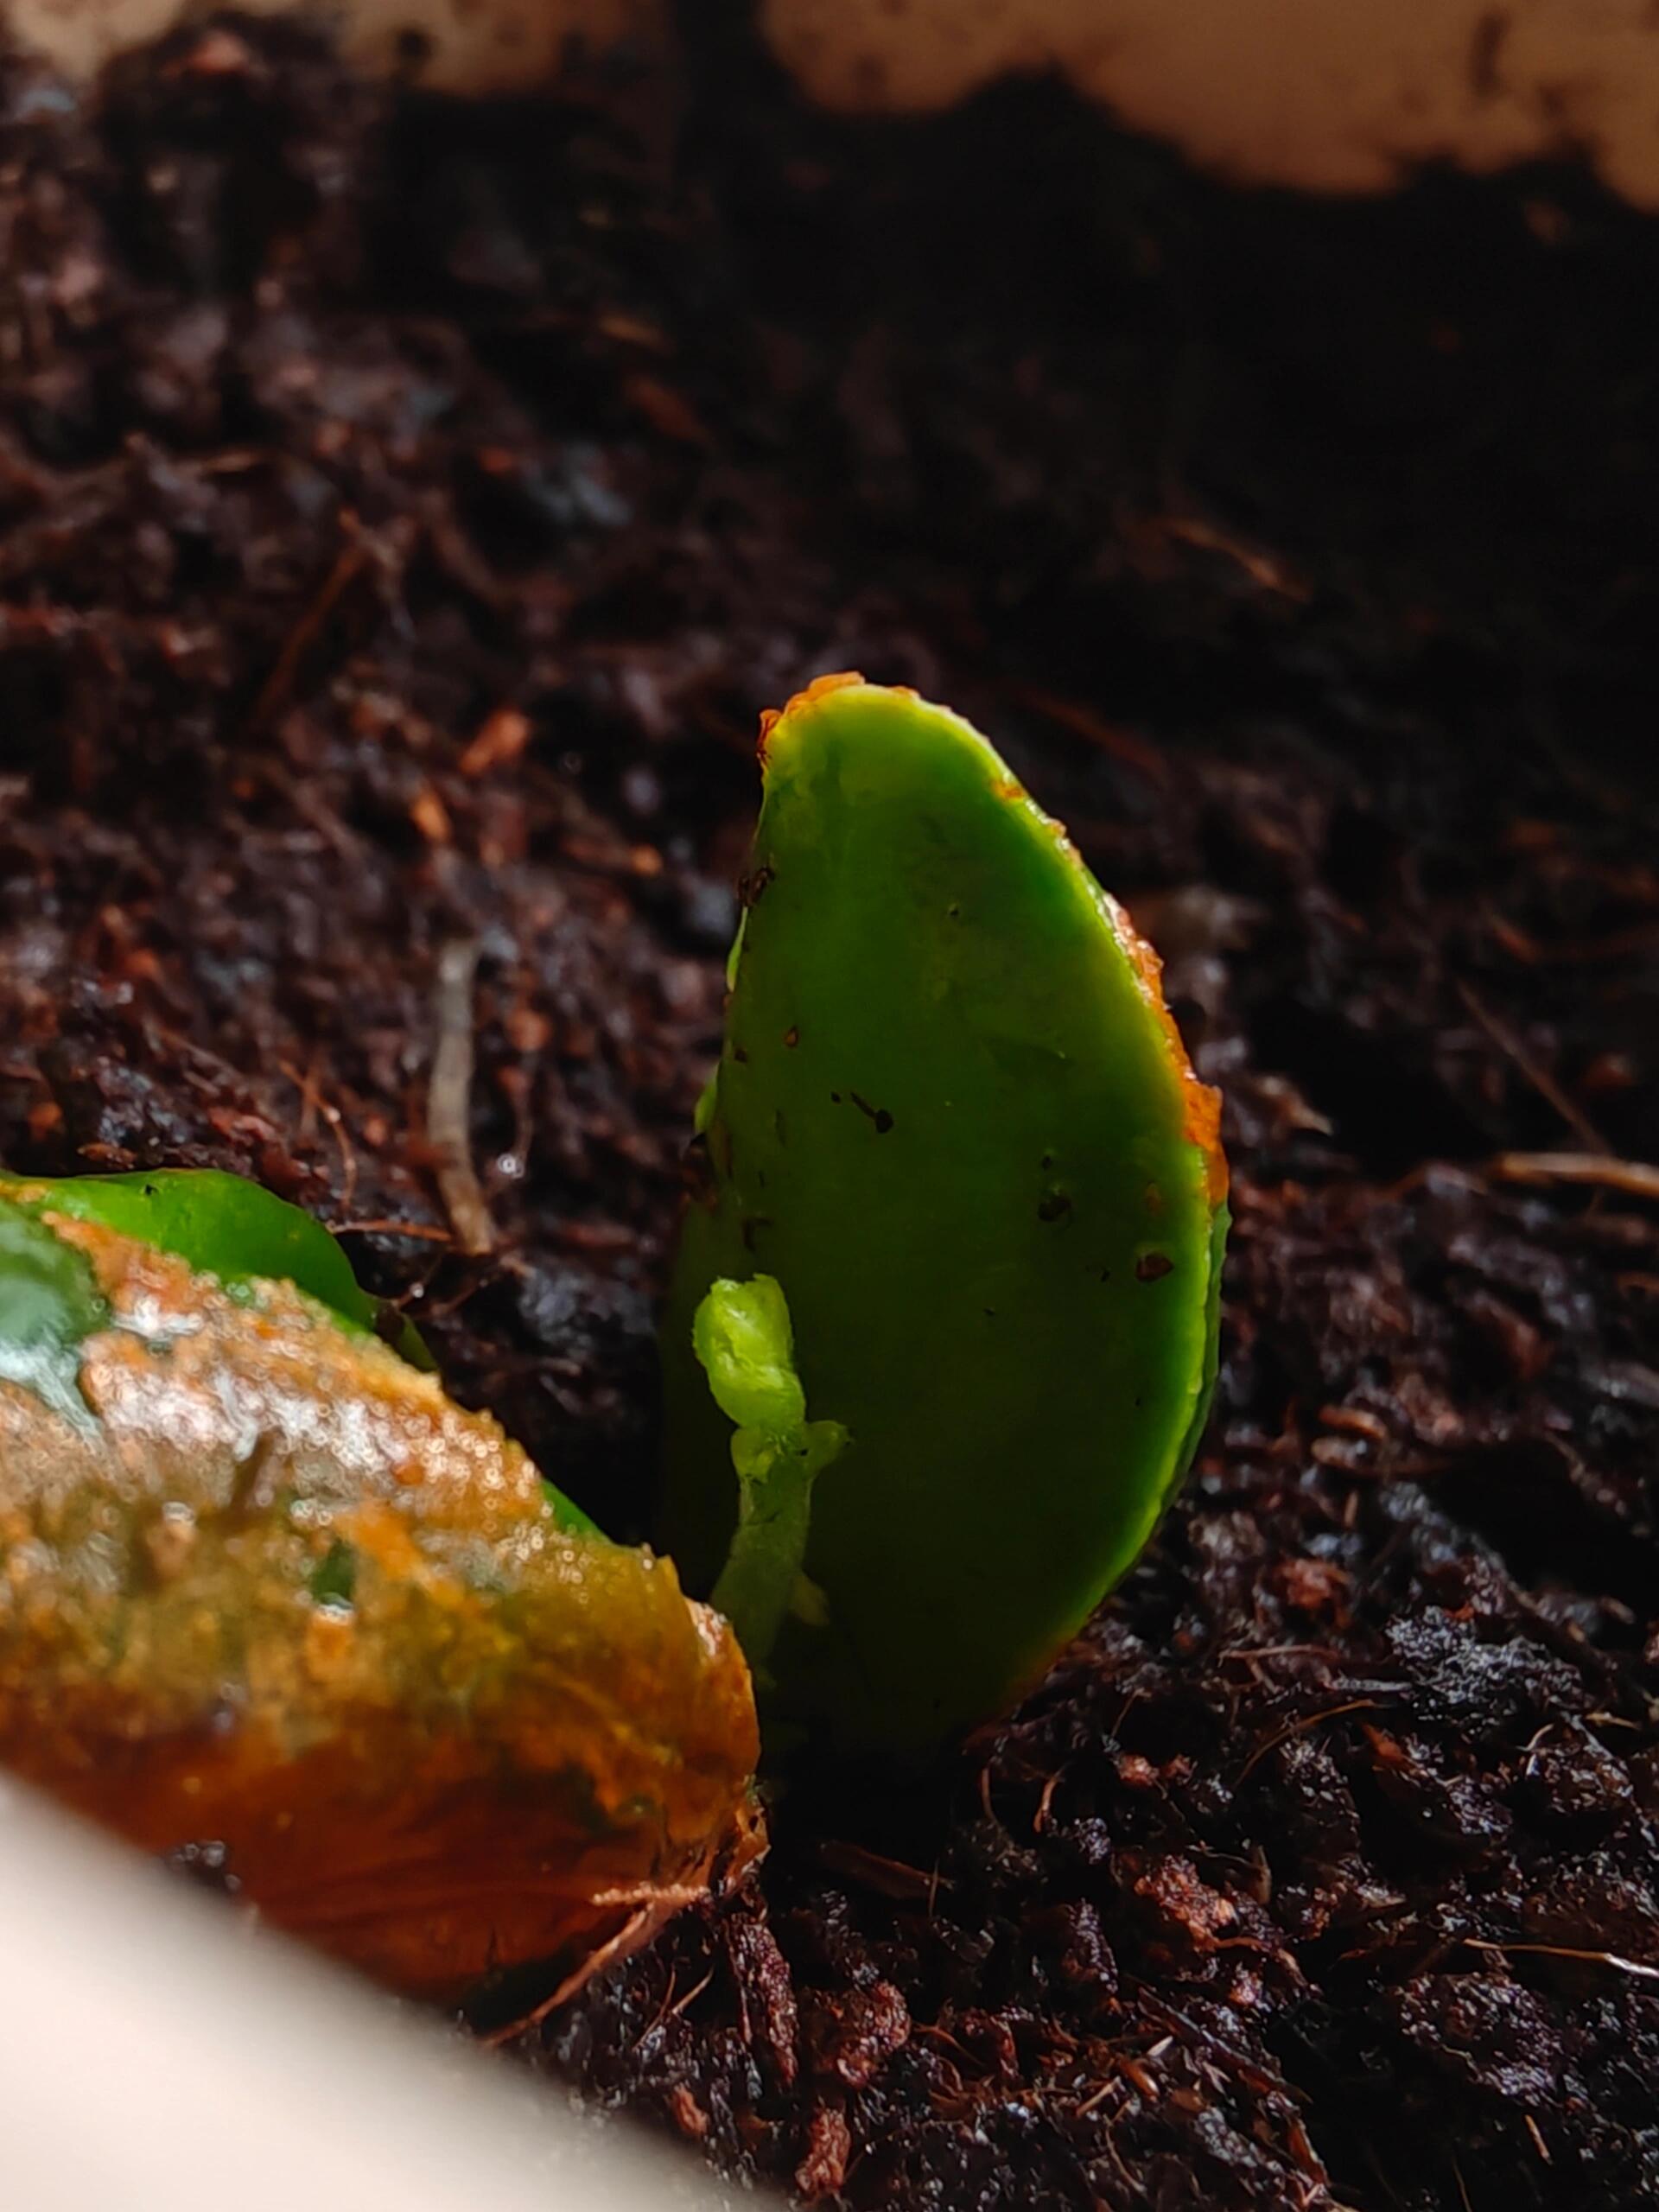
9 0 1659 207
2 0 664 90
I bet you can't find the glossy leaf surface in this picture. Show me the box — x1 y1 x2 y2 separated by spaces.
0 1208 757 1993
664 677 1227 1752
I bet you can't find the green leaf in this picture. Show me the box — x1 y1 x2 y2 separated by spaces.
0 1168 374 1322
0 1169 601 1539
662 678 1228 1753
0 1167 434 1367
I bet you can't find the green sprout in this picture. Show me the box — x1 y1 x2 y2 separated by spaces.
664 677 1229 1755
692 1275 848 1678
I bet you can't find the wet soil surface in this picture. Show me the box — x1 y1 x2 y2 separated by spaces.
2 15 1658 2209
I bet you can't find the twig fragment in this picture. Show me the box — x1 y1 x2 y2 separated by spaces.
1464 1936 1659 1982
1456 982 1605 1150
1491 1152 1659 1203
429 938 495 1256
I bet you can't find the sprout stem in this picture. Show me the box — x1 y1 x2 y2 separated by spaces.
692 1276 847 1674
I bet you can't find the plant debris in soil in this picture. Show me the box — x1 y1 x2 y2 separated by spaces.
2 13 1658 2210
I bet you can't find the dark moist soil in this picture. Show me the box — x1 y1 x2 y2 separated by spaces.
3 15 1658 2209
